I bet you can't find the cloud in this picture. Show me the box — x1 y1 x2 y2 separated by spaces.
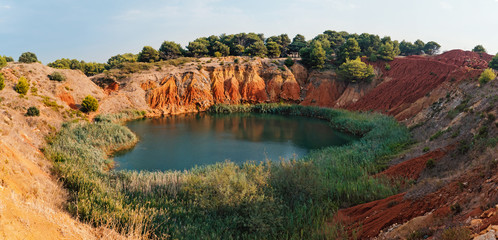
0 5 11 9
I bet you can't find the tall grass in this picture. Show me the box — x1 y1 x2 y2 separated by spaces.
45 104 410 239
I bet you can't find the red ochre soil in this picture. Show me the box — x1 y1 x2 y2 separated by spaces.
347 50 489 118
332 146 498 239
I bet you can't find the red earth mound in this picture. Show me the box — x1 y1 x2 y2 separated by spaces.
333 154 498 239
347 51 488 118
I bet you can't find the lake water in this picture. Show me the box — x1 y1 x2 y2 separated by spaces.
114 113 357 171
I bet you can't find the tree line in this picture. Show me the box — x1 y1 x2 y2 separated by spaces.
43 30 442 76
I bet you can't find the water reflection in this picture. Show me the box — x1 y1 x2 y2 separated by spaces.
114 113 357 171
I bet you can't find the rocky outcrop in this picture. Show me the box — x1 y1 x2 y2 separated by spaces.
92 50 492 122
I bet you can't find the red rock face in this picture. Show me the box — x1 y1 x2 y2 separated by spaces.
138 51 491 119
147 76 180 109
142 62 303 112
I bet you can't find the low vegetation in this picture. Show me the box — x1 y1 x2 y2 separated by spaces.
81 95 99 112
48 71 67 81
18 52 38 63
338 58 375 82
45 105 410 239
15 76 29 94
0 73 5 90
478 68 496 84
26 106 40 116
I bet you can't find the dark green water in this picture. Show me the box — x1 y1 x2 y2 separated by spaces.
114 113 357 171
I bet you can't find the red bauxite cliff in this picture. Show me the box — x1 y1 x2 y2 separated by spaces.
93 50 492 121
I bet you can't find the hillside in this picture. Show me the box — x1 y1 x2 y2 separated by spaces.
0 50 497 239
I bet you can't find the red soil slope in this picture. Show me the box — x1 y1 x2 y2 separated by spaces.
333 146 498 239
348 50 488 117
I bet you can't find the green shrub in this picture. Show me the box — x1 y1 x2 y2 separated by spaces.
422 147 429 152
214 51 222 58
81 95 99 112
234 58 240 64
338 58 375 83
48 71 67 82
478 68 496 84
0 73 5 90
0 56 6 68
440 226 471 240
3 56 14 62
284 57 294 67
489 54 498 70
385 63 391 70
26 106 40 116
18 52 38 63
15 77 29 94
426 158 435 169
368 54 378 62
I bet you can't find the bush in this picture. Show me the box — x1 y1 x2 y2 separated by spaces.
18 52 38 63
385 63 391 70
489 54 498 70
338 58 375 83
440 226 471 240
284 57 294 67
48 71 66 82
478 68 496 84
426 158 435 169
234 58 240 64
26 106 40 116
3 56 14 62
0 56 6 68
15 77 29 94
0 73 4 90
81 95 99 112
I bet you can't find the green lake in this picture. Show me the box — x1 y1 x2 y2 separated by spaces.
114 113 357 171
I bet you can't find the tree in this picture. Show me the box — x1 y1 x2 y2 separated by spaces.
423 41 441 55
0 56 6 68
245 41 267 57
288 34 307 56
478 68 496 84
159 41 184 60
81 95 99 112
472 45 486 53
309 41 326 69
0 73 5 90
489 54 498 70
414 39 425 54
210 41 230 56
3 56 14 62
399 40 416 55
336 38 361 64
18 52 38 63
107 53 137 69
300 41 326 69
338 58 375 82
231 44 245 56
187 40 209 57
137 46 159 62
284 57 294 67
266 41 281 58
26 107 40 117
377 42 397 61
15 77 29 94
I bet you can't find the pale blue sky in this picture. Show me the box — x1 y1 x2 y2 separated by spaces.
1 0 497 63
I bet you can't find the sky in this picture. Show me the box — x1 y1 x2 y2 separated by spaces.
1 0 497 64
